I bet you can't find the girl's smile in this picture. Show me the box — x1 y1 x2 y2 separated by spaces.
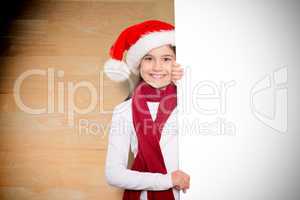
150 73 167 80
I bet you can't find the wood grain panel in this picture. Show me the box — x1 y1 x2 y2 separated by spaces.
0 0 174 199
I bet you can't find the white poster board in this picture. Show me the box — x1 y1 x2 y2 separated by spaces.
175 1 300 199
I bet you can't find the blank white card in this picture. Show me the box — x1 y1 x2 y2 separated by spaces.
175 0 300 199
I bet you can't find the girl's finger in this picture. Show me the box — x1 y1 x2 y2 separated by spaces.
173 62 181 68
172 69 183 73
172 70 183 75
172 69 183 74
174 185 180 190
172 74 183 79
172 77 182 81
172 71 183 76
173 63 181 68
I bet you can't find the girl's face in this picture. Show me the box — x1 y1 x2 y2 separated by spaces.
139 45 176 89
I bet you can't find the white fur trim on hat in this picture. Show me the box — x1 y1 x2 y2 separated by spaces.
104 58 131 82
125 30 175 74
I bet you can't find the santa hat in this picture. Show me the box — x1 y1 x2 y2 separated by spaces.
104 20 175 82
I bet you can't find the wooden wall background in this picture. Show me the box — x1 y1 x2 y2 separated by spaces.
0 0 174 199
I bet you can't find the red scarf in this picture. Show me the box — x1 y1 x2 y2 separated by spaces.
122 80 177 200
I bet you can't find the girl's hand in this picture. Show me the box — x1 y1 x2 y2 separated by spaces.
171 170 190 192
171 63 184 84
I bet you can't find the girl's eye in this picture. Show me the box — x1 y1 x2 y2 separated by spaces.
163 58 171 61
144 57 152 61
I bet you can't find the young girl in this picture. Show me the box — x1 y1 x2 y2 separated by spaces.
104 20 190 200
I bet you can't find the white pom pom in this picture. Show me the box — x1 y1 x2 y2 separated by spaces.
104 59 131 82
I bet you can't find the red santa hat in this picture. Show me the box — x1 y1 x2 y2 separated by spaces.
104 20 175 82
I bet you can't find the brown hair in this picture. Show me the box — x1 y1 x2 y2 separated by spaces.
124 45 176 101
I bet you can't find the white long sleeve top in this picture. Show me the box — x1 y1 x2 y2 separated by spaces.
105 98 180 200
